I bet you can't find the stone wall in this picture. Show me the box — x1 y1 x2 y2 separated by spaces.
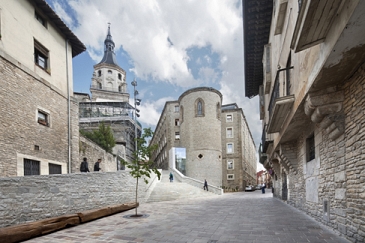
0 50 79 177
0 170 159 228
78 136 117 172
281 63 365 243
342 64 365 242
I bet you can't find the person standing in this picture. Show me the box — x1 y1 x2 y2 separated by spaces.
94 158 102 172
204 179 208 191
80 157 90 172
169 172 174 182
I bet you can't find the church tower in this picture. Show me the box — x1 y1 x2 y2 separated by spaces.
90 24 129 102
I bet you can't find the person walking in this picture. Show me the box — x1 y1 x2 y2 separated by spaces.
80 157 90 172
169 172 174 182
203 179 208 191
94 158 102 172
261 183 266 194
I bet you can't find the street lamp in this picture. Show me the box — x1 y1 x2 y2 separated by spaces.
131 79 141 152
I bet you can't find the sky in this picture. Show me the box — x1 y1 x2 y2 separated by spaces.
45 0 264 171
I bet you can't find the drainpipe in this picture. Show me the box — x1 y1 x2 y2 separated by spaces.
66 39 71 173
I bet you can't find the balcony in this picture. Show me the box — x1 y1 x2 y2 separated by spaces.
90 85 128 94
291 0 344 52
267 69 295 133
258 143 267 165
261 125 273 153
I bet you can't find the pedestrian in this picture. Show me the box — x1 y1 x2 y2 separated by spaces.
204 179 208 191
80 157 90 172
169 172 174 182
94 158 102 172
261 183 266 194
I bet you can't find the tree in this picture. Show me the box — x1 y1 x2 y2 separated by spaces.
80 122 116 153
121 127 161 216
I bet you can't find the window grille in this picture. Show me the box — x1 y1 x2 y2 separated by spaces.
24 159 40 176
49 163 61 174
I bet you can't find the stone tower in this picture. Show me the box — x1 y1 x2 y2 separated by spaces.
90 24 129 102
179 87 223 187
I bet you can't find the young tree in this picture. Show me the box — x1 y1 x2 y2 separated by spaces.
80 122 116 153
121 127 161 216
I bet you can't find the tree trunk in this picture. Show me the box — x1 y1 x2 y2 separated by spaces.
135 177 139 215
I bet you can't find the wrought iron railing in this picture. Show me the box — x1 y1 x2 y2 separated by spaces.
268 73 280 117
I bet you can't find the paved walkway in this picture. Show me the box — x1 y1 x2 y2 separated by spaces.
24 191 349 243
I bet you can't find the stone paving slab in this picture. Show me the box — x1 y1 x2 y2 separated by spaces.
23 191 350 243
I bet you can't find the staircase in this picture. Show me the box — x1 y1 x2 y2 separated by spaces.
147 170 216 202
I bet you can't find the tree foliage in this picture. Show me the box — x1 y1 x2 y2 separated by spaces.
80 122 116 153
121 127 161 216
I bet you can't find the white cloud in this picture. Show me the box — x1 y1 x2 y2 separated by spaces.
53 1 73 27
137 96 175 127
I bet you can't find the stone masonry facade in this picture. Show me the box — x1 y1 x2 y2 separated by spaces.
0 53 79 176
150 87 257 190
0 170 159 228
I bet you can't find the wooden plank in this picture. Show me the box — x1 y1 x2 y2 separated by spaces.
312 0 341 41
305 0 328 44
297 0 320 48
0 214 80 243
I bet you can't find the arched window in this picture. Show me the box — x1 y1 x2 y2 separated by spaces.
98 70 102 77
195 99 205 117
98 82 102 89
108 70 112 74
118 73 122 80
118 86 122 92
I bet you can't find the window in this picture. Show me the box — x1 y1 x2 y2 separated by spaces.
98 82 102 89
175 132 180 140
108 70 112 74
226 114 232 122
49 163 61 174
174 105 180 112
175 119 180 126
35 11 47 28
286 53 292 95
118 86 122 92
118 73 122 80
227 174 234 180
37 110 49 126
227 160 234 170
24 159 40 176
34 40 49 71
306 134 315 162
180 106 184 123
98 70 102 77
227 143 233 153
217 102 221 119
226 128 233 138
195 99 205 117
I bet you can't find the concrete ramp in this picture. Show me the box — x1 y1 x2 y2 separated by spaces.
147 170 216 202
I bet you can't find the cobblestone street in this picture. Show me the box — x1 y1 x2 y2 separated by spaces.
24 191 349 243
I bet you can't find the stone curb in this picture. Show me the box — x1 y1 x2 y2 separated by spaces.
0 202 138 243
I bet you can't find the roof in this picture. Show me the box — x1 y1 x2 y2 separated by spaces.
98 25 119 66
33 0 86 57
243 0 273 98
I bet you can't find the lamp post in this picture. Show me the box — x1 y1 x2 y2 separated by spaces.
131 79 140 152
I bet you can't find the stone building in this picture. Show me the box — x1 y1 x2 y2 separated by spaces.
150 87 256 190
244 0 365 242
78 25 140 164
0 0 85 177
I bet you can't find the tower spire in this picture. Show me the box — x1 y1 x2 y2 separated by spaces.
98 23 118 65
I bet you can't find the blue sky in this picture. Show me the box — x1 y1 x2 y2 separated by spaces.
46 0 263 171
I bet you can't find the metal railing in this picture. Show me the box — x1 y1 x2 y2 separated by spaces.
90 85 129 94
